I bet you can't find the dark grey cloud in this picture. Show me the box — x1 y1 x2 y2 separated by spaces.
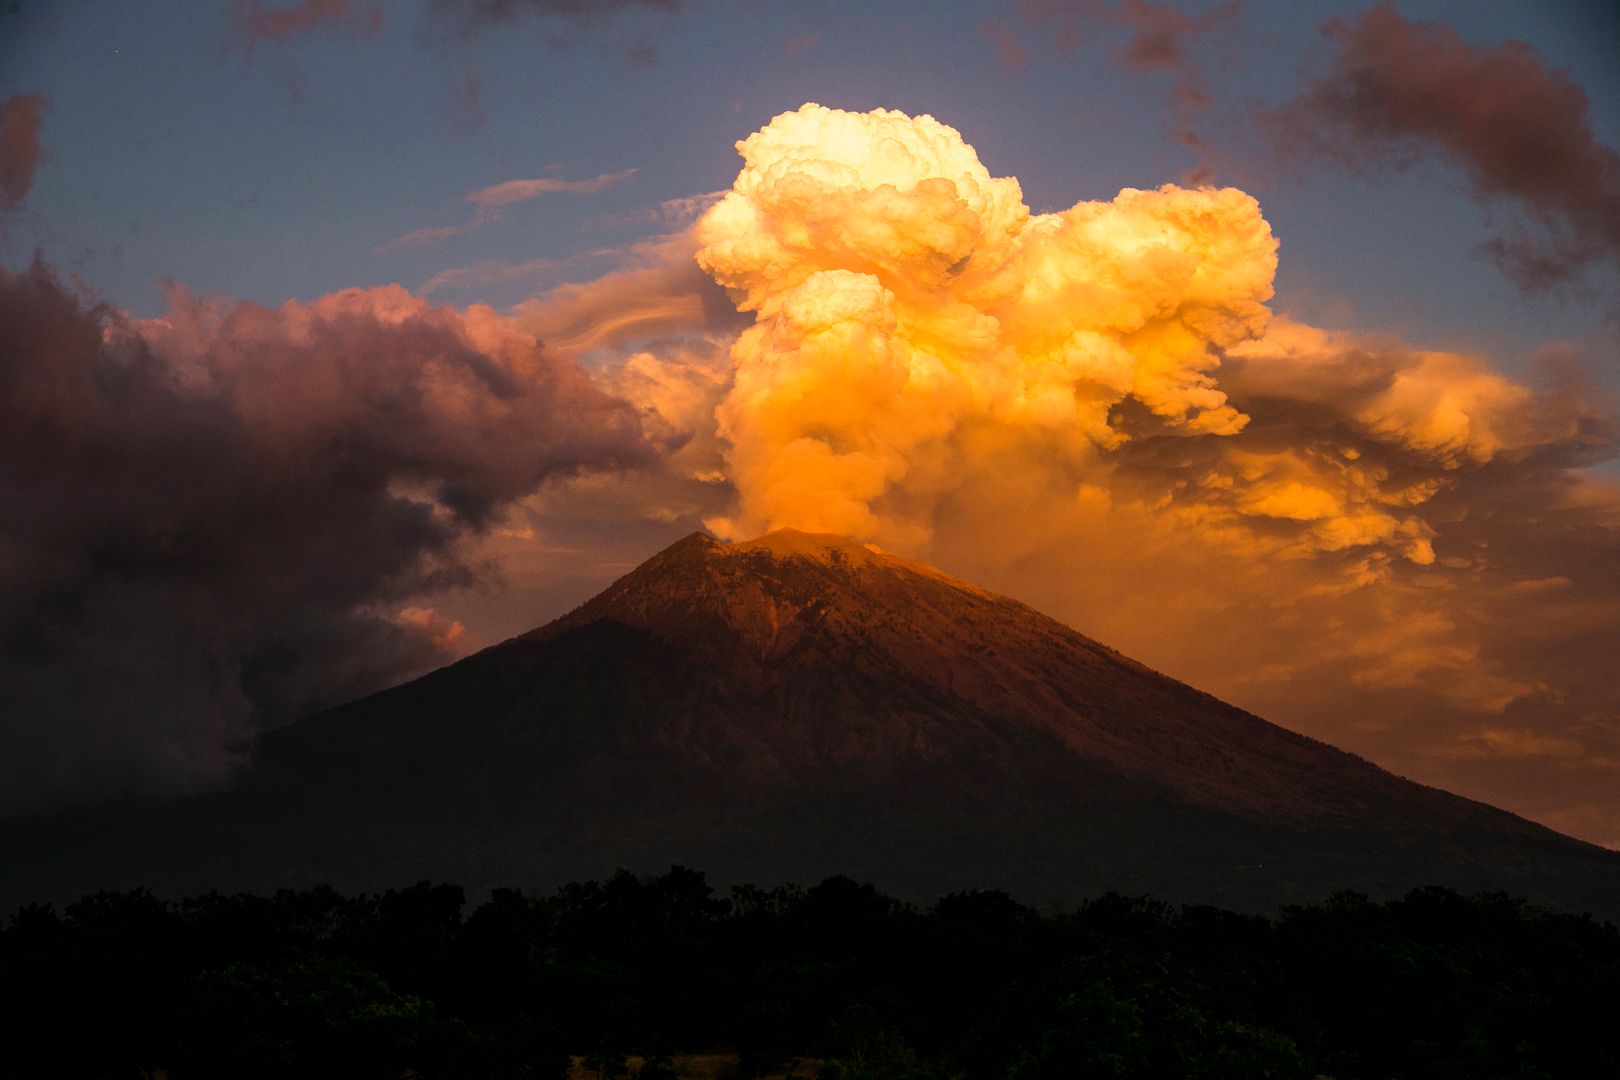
0 257 658 817
1267 3 1620 292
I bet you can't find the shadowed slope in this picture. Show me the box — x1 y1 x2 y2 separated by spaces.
6 530 1619 914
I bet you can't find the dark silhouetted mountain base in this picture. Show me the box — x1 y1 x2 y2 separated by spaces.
7 530 1620 914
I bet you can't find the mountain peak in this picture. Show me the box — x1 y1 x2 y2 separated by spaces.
725 528 887 564
662 527 894 569
31 522 1612 915
650 528 994 602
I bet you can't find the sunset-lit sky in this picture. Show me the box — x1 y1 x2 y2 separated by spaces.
3 1 1619 846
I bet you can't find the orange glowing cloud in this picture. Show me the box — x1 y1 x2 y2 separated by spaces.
687 105 1599 578
695 102 1275 542
395 606 466 651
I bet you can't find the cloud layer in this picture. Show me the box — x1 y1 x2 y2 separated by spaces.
0 259 654 816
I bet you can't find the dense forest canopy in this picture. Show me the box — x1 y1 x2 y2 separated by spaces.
4 869 1616 1079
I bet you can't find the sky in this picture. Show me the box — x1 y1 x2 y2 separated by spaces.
3 0 1620 847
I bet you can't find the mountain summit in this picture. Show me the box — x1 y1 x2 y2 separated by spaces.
9 529 1620 913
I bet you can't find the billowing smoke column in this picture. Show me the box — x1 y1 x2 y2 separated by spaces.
695 102 1277 541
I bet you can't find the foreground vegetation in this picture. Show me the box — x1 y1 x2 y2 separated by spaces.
3 869 1616 1079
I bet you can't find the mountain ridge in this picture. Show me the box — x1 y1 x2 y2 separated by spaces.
503 530 1570 836
5 527 1618 915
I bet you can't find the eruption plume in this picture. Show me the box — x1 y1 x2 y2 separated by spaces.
695 103 1277 542
664 106 1619 850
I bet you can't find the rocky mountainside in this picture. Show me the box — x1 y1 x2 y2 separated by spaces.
8 529 1620 915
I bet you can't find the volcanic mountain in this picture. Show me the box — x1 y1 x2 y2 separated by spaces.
8 529 1620 914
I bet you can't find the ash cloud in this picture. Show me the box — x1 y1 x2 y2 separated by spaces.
1267 4 1620 292
695 103 1276 543
0 258 655 817
687 104 1610 577
913 319 1620 844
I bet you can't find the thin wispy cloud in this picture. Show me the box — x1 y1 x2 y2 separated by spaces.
783 32 819 58
428 0 681 35
378 167 637 252
381 222 476 252
450 70 488 132
226 0 382 57
470 167 637 208
1017 0 1242 160
979 19 1027 74
0 93 48 218
419 255 563 296
585 190 724 234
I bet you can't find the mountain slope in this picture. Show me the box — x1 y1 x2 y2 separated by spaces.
7 529 1620 914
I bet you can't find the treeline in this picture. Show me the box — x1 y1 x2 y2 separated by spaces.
3 869 1617 1079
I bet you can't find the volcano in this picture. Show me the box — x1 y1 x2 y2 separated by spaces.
8 529 1620 914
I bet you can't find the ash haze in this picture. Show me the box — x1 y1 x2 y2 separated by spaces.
2 1 1619 849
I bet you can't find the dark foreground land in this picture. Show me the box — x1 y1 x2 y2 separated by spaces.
4 869 1617 1080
